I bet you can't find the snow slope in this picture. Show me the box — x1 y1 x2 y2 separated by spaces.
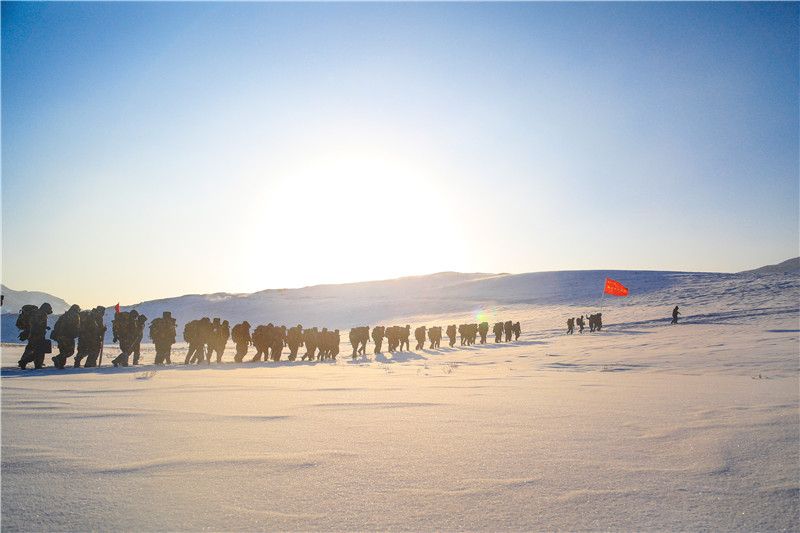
740 256 800 275
1 271 798 531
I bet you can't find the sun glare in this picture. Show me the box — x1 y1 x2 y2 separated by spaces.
239 145 468 289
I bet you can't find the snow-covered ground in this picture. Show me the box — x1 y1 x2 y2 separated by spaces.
1 272 798 530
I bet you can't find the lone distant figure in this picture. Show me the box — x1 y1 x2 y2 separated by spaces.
671 306 680 324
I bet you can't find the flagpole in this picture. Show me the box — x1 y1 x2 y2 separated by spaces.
600 284 605 315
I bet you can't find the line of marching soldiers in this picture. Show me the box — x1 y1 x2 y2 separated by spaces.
16 303 109 370
347 321 521 358
13 302 522 369
173 319 522 365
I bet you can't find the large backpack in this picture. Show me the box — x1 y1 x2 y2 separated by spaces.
164 318 177 343
112 311 130 341
16 304 39 341
231 323 246 344
55 310 81 339
78 310 94 337
149 317 163 342
183 320 197 343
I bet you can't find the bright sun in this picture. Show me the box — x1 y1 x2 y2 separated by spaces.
240 146 468 289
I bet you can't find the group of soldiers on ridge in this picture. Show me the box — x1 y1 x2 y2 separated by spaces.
13 303 523 369
565 313 603 334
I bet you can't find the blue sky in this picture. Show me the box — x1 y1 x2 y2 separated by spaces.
2 2 798 307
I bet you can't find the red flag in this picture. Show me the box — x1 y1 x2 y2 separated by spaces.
604 278 629 297
114 303 120 314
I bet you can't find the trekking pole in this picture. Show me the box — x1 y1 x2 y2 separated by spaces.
99 339 104 367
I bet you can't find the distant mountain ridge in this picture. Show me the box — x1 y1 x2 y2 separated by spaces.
740 257 800 275
0 284 70 314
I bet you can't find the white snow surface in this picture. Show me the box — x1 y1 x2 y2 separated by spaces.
1 271 798 531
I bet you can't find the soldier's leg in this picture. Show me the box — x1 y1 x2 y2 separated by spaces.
160 342 170 365
184 345 194 365
112 346 123 366
52 340 66 369
52 342 62 368
33 341 47 369
196 345 205 364
18 342 36 369
113 343 129 367
84 344 98 367
65 338 76 365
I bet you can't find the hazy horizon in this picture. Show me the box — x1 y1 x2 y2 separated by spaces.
2 2 798 308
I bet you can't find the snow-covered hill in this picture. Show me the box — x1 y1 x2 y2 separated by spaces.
0 284 69 314
740 256 800 275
